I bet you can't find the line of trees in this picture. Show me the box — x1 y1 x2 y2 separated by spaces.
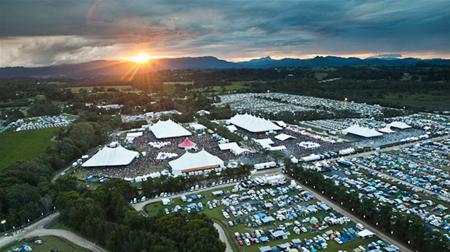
0 114 120 231
284 163 450 252
56 178 225 252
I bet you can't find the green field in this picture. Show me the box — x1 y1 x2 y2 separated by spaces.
193 81 254 94
379 93 450 111
3 236 91 252
0 128 59 170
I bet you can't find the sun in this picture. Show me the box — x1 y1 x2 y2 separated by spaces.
127 53 151 64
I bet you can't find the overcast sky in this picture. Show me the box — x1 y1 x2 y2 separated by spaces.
1 0 449 66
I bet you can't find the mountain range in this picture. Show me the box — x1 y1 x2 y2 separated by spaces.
1 56 449 78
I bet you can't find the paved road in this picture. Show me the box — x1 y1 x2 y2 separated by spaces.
0 213 60 248
290 177 414 252
24 229 108 252
214 223 233 252
0 212 108 252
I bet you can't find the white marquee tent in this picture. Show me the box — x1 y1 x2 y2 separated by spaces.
342 125 383 138
219 142 248 155
82 142 139 167
227 114 281 133
150 119 192 139
275 133 295 141
378 126 395 134
388 121 412 130
169 149 224 176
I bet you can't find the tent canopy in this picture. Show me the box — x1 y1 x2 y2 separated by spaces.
228 114 281 133
342 125 383 138
169 149 224 175
275 133 295 141
388 121 411 130
178 137 196 148
150 119 191 139
82 142 139 167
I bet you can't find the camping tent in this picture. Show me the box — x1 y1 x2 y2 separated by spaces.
169 149 224 176
82 142 139 167
342 125 383 138
227 114 281 133
150 119 192 139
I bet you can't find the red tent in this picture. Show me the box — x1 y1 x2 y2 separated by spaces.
178 137 197 149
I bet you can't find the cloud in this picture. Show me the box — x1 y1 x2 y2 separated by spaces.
0 0 449 66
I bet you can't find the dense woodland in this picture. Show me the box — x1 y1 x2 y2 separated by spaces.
56 178 225 252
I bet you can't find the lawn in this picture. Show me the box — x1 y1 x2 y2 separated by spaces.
0 128 60 170
3 236 91 252
380 93 450 111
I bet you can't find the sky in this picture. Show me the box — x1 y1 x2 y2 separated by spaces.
0 0 449 67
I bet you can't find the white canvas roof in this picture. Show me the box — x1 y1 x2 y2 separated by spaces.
275 133 295 141
218 142 248 155
253 138 274 149
227 114 281 133
82 142 139 167
226 125 238 132
150 119 192 139
169 149 224 175
342 125 383 138
388 121 411 130
378 126 395 134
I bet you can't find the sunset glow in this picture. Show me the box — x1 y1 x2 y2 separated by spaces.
127 53 151 64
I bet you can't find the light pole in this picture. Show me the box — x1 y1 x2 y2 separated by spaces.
1 220 6 233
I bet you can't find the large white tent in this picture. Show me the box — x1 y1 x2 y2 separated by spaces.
388 121 411 130
219 142 248 155
82 142 139 167
227 114 281 133
150 119 192 139
342 125 383 138
169 149 224 176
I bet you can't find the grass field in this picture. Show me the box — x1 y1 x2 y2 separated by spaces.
3 236 91 252
380 93 450 111
192 81 254 94
0 128 59 170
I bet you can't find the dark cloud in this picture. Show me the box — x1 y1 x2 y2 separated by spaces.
0 0 449 66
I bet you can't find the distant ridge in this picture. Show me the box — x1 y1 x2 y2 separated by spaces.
1 55 449 78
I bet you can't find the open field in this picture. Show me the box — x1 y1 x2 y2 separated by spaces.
3 236 91 252
379 93 450 111
193 81 254 94
0 128 59 170
163 81 194 85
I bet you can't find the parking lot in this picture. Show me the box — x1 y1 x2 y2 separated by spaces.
144 176 399 252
